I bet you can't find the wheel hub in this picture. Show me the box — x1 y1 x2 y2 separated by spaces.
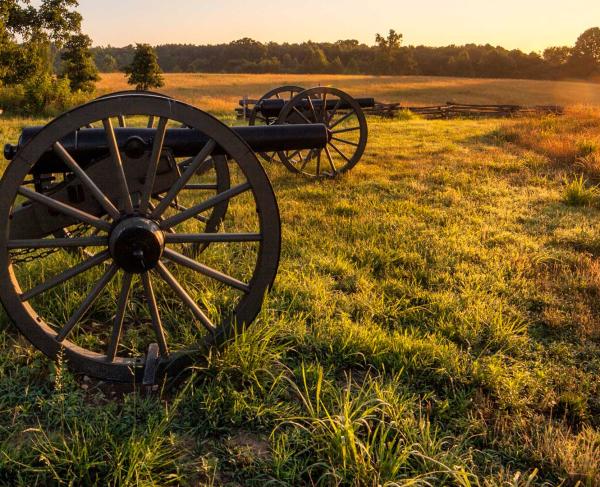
109 217 164 273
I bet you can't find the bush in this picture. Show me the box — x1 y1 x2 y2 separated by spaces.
0 73 89 116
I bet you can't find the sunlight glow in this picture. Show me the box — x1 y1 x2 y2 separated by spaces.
79 0 599 51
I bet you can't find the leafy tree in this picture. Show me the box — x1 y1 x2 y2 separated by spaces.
37 0 82 46
569 27 600 77
229 37 266 63
330 56 344 73
97 53 118 72
376 29 403 52
374 29 403 74
303 45 329 72
125 43 164 90
60 33 99 92
543 46 572 67
0 0 82 85
447 50 473 77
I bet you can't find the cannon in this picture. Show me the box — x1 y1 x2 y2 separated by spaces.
240 86 373 178
0 93 330 383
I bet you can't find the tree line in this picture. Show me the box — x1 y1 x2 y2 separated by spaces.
92 28 600 80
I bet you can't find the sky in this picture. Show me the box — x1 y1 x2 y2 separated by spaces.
76 0 599 52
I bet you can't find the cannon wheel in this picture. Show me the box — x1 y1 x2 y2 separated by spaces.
0 94 280 382
248 85 305 163
276 87 368 179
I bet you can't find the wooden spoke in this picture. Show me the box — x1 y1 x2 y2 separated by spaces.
329 141 352 163
292 107 313 124
152 196 209 224
54 142 121 220
151 139 216 218
321 91 328 122
147 115 155 128
329 110 355 130
17 187 112 232
155 261 216 334
306 96 318 121
102 118 134 213
163 248 250 293
160 182 250 230
299 149 315 171
141 273 169 357
165 233 261 244
139 117 169 213
184 184 218 191
8 236 107 249
286 149 301 162
117 115 126 128
20 251 110 302
326 99 342 125
105 272 133 362
331 136 360 147
315 150 321 176
332 126 361 135
324 146 337 174
56 264 118 342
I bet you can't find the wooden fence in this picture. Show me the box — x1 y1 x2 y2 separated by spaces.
236 99 564 121
367 101 564 119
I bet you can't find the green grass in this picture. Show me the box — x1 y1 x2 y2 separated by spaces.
0 108 599 485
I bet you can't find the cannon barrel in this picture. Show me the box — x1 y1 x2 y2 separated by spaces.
255 97 375 118
5 124 330 174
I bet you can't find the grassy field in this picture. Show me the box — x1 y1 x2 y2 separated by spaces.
0 75 599 485
97 73 600 117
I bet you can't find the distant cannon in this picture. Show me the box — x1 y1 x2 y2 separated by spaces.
239 86 373 178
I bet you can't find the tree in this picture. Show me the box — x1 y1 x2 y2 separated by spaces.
568 27 600 77
125 43 164 90
375 29 403 53
0 0 82 85
60 33 99 92
374 29 403 74
447 50 473 77
543 46 572 66
96 52 118 72
302 45 329 72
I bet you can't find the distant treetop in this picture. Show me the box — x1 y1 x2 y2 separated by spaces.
125 43 164 91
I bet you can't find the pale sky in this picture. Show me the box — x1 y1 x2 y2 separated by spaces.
77 0 599 52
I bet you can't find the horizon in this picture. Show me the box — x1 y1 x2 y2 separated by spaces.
77 0 599 53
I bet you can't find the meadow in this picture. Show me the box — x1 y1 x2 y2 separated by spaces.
97 73 600 116
0 74 599 485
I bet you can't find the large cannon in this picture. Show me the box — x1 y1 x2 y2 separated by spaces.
240 86 373 178
0 93 330 383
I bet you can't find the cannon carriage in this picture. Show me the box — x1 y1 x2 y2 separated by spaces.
0 93 336 383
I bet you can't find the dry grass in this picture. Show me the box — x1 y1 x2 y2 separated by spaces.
97 73 600 116
498 107 600 186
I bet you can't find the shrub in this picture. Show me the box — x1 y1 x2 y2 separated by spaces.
0 73 88 116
